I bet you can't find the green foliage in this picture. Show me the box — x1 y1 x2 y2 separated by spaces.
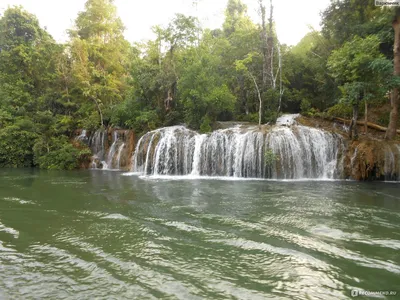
35 144 90 170
264 148 279 167
300 99 311 114
179 35 236 129
33 136 91 170
328 35 382 82
238 112 259 123
69 0 131 127
378 114 390 127
199 115 212 133
327 103 354 119
327 34 388 112
0 125 37 168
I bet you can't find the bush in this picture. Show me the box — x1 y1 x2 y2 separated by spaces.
300 99 312 114
200 115 212 133
0 126 37 167
79 111 101 132
326 102 353 119
239 112 259 123
264 148 279 167
164 110 183 127
33 136 91 170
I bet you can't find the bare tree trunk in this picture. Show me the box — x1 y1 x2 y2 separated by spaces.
259 0 268 92
364 101 368 134
276 43 283 122
238 74 247 114
267 0 275 89
249 73 262 126
259 0 274 119
92 97 104 127
351 102 359 140
349 119 354 140
386 15 400 140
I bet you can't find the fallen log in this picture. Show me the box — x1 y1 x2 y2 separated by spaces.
333 117 400 134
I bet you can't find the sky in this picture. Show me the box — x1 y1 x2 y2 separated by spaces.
0 0 331 46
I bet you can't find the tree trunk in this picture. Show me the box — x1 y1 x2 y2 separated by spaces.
351 102 359 140
386 16 400 140
92 97 104 127
364 101 368 134
249 73 262 126
275 43 283 123
259 0 268 92
267 0 275 89
349 118 354 140
333 117 400 133
238 74 247 114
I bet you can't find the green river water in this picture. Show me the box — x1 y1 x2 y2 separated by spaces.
0 169 399 299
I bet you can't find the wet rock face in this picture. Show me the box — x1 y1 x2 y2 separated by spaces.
345 140 400 181
75 128 135 170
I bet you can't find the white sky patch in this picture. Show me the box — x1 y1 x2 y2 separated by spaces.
0 0 331 45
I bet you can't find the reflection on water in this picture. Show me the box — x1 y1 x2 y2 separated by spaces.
0 169 399 299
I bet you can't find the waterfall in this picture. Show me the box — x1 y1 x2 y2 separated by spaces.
104 131 126 170
116 143 125 169
89 129 107 169
88 129 127 170
131 124 345 179
76 130 88 143
383 144 400 181
105 132 119 169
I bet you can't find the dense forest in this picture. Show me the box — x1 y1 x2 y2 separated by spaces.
0 0 399 170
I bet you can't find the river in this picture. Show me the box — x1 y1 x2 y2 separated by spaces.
0 169 399 299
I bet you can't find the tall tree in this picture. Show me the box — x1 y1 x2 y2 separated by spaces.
68 0 131 127
386 9 400 140
328 35 387 139
222 0 258 116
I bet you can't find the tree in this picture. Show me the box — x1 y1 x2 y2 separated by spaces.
235 53 263 126
179 31 235 129
68 0 131 127
321 0 383 46
223 0 248 36
328 35 387 139
222 0 259 116
0 6 58 115
156 14 199 111
386 9 400 139
258 0 283 122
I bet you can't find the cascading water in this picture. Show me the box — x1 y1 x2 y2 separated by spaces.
89 129 107 168
88 129 127 170
384 144 400 181
75 130 88 143
131 121 346 179
105 132 119 169
116 143 126 169
104 131 126 170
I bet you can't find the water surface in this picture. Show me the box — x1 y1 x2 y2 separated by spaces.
0 169 399 299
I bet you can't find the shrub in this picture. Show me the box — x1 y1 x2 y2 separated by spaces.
326 102 353 119
300 99 312 114
33 136 91 170
200 115 212 133
0 126 37 167
264 148 279 167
